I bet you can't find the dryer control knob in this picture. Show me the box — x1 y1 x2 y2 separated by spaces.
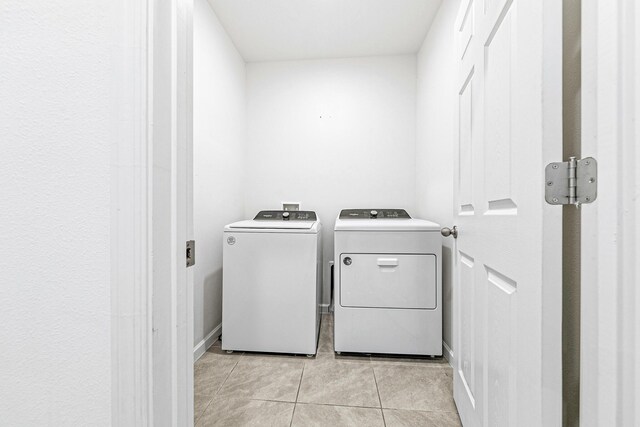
282 212 290 220
370 210 378 218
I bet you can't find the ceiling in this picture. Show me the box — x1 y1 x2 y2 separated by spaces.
208 0 443 62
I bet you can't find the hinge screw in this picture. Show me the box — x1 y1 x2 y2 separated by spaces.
588 177 595 183
585 196 591 202
547 181 553 186
584 160 590 165
552 164 559 169
552 197 559 203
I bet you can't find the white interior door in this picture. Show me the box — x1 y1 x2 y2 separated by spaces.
453 0 563 425
151 0 194 425
580 0 640 425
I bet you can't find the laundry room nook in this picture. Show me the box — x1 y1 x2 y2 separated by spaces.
193 0 460 425
5 0 640 423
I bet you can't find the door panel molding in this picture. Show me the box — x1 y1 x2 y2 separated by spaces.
453 0 563 425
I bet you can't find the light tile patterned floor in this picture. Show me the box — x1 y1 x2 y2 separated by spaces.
194 314 461 426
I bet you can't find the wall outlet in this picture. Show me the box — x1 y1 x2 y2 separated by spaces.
282 202 301 211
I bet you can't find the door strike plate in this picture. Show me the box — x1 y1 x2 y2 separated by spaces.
186 240 195 267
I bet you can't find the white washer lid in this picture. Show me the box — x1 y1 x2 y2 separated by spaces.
225 220 319 233
334 218 440 231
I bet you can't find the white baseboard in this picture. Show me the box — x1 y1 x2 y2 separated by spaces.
193 323 222 362
442 340 454 367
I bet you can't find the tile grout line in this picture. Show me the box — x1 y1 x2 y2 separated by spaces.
290 364 306 427
371 366 387 427
215 359 240 396
240 398 461 420
194 396 213 427
289 404 297 427
195 358 240 425
244 397 298 404
295 364 305 402
282 400 384 410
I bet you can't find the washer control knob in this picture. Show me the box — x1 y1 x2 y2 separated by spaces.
370 210 378 218
343 257 352 266
282 212 290 220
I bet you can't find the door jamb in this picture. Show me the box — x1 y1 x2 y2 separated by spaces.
111 0 153 424
111 0 194 425
580 0 640 425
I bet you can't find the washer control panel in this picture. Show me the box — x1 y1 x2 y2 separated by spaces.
339 209 411 219
254 210 317 221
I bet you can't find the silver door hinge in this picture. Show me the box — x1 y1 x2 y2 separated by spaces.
545 157 597 207
186 240 195 267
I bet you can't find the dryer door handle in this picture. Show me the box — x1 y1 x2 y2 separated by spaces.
377 258 399 267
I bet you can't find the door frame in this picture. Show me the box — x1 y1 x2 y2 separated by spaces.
111 0 194 425
580 0 640 425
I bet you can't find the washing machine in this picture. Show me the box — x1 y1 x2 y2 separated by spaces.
334 209 441 356
222 210 322 355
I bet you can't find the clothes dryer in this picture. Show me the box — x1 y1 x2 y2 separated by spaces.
334 209 441 356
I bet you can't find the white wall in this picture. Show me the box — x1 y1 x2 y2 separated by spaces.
0 0 116 424
415 0 460 358
245 56 417 306
193 0 246 353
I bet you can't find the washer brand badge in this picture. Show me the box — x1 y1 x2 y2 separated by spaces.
227 236 236 245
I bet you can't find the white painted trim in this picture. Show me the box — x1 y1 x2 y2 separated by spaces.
112 0 195 425
442 340 454 365
111 0 153 425
193 324 222 362
581 0 640 425
148 0 195 424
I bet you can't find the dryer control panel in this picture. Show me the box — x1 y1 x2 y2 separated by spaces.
254 210 317 221
339 209 411 219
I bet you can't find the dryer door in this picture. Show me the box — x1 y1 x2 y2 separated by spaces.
340 253 436 309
